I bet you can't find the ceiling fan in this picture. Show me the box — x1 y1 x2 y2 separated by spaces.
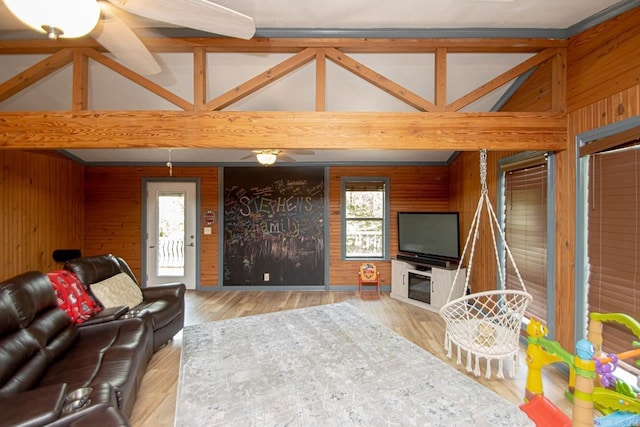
3 0 256 75
242 149 315 166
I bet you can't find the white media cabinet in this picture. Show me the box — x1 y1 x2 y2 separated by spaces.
391 258 466 313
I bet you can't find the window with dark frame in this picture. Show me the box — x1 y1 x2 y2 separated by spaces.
585 139 640 374
343 180 386 259
503 159 548 324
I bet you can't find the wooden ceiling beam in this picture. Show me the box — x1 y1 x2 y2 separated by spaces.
447 47 559 112
0 111 567 151
80 48 194 111
0 37 568 55
197 37 568 53
204 48 316 111
552 49 567 113
193 47 207 110
0 48 74 103
325 48 436 112
72 51 89 111
315 48 327 112
435 48 447 112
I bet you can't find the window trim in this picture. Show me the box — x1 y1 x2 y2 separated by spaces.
340 176 390 260
497 151 557 338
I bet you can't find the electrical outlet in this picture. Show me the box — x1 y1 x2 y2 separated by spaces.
264 272 270 281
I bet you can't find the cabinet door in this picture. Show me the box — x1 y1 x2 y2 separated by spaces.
391 260 408 298
450 268 466 302
431 267 466 309
430 268 446 309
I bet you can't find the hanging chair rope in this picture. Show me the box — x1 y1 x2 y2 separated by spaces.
445 150 528 303
439 149 533 379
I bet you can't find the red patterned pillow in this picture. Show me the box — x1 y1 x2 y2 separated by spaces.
48 270 102 323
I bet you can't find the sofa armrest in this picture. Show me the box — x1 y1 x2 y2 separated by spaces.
0 383 68 427
79 306 129 327
141 283 186 300
47 383 126 427
59 405 130 427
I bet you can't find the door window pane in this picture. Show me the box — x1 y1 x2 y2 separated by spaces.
158 192 185 276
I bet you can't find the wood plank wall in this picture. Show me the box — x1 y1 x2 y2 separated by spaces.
500 60 553 113
504 7 640 116
329 165 450 287
84 166 218 287
0 150 84 280
561 84 640 346
557 7 640 351
82 164 450 288
448 150 518 294
566 7 640 113
477 5 640 350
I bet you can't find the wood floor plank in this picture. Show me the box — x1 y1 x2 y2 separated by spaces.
129 291 575 426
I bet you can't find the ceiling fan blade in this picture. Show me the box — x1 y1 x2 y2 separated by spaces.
278 154 296 163
286 150 315 155
107 0 255 40
240 154 255 160
93 2 162 75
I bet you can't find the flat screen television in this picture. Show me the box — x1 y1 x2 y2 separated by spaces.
397 212 460 261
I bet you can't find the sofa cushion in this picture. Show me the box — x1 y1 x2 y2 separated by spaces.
64 254 135 289
64 254 186 352
0 272 78 394
38 317 153 417
0 383 68 426
90 273 143 309
48 270 102 324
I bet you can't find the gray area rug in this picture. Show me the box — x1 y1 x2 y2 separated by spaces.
176 302 534 426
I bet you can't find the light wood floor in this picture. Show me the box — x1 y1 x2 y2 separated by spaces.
129 291 575 426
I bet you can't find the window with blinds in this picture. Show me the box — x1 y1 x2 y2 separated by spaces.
587 143 640 372
504 162 548 323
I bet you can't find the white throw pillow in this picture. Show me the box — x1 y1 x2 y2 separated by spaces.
90 272 143 309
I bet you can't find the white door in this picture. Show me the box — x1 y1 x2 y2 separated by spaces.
145 181 197 289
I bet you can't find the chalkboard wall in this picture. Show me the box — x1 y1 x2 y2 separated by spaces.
223 167 325 286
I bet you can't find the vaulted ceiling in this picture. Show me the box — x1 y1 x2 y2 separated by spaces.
0 0 622 34
0 0 631 165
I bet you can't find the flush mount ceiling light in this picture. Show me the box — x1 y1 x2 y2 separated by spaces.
4 0 100 39
241 148 313 165
256 151 278 166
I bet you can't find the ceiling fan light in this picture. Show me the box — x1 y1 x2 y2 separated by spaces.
256 152 277 166
4 0 100 39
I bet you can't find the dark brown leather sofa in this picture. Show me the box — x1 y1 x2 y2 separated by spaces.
64 254 186 352
0 271 154 426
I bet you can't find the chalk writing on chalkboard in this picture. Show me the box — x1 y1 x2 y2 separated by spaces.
223 167 324 286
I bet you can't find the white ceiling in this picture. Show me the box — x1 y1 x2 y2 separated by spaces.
0 0 623 32
188 0 619 31
0 0 629 165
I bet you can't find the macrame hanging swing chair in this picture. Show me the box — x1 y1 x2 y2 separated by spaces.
439 149 533 379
